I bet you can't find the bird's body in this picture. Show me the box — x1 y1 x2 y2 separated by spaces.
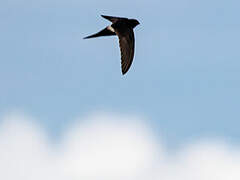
84 15 140 75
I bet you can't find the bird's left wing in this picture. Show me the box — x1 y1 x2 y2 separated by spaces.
83 26 116 39
114 26 135 75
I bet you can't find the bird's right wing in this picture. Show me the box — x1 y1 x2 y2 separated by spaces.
101 15 127 23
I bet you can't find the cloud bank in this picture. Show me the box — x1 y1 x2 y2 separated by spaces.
0 113 240 180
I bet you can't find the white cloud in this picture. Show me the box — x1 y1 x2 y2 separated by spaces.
0 113 240 180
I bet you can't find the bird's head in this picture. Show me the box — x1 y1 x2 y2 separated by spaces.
129 19 140 28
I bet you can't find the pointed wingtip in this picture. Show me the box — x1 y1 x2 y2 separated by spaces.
83 35 94 39
101 15 115 21
121 70 127 75
83 34 89 39
101 15 108 19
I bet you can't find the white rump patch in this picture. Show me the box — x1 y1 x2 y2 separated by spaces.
107 26 115 32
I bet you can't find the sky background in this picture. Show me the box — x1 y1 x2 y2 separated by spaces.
1 0 240 179
1 0 240 147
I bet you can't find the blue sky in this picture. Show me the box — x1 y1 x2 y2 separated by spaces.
2 1 240 179
1 0 240 148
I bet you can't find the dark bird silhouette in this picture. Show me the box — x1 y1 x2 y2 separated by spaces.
84 15 140 75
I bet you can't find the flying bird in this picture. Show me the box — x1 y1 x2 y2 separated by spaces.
84 15 140 75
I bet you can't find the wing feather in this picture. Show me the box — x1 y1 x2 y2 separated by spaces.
83 27 116 39
115 26 135 75
101 15 127 23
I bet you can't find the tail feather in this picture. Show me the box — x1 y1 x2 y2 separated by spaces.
84 27 116 39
